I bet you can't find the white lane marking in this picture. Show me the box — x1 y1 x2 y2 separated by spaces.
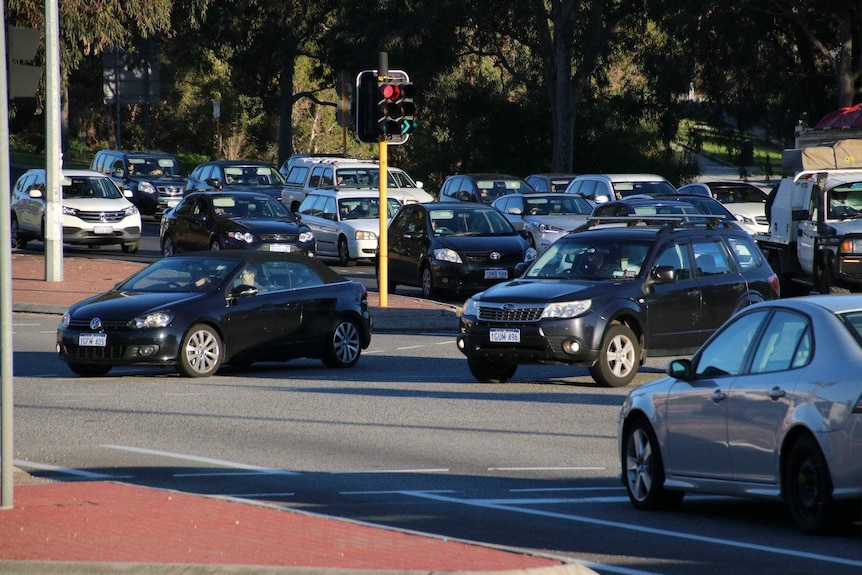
174 470 299 478
14 460 122 479
102 445 299 475
489 466 605 471
225 492 295 498
396 345 424 350
400 490 862 568
510 487 624 493
341 489 456 495
434 340 453 346
364 349 385 354
329 468 450 474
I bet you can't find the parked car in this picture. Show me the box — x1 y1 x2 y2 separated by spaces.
184 160 289 203
56 251 372 377
159 191 315 256
618 294 862 534
91 149 186 217
677 181 770 233
296 188 402 266
457 214 780 387
606 194 756 234
438 173 535 204
280 156 432 211
491 192 593 252
564 173 676 204
382 202 537 298
11 168 142 253
524 173 579 193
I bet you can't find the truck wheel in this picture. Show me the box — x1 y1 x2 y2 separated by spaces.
589 323 639 387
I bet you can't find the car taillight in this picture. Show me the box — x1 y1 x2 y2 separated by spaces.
767 273 780 297
853 394 862 414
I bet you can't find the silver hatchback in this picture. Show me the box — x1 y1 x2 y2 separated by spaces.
618 294 862 533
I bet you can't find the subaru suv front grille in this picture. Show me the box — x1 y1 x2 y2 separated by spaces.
478 303 544 323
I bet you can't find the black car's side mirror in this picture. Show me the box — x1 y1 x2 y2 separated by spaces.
205 177 223 190
650 265 676 283
666 358 693 380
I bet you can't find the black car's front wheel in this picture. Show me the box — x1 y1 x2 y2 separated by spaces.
178 323 223 377
622 417 684 510
420 263 435 298
162 236 176 257
323 318 363 368
467 357 517 383
589 323 639 387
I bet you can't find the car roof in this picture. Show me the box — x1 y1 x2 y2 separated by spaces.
167 251 346 282
574 173 670 182
449 173 524 180
306 188 399 200
771 293 862 314
198 160 275 167
185 190 278 201
25 168 110 179
115 150 178 158
418 202 503 211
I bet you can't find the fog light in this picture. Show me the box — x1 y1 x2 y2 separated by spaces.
55 344 61 352
457 337 465 350
562 339 580 354
138 345 159 357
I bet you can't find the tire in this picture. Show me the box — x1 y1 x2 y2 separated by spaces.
589 323 639 387
121 241 139 254
11 217 28 249
337 236 355 267
420 263 434 298
622 417 684 510
177 323 222 377
786 434 836 534
467 356 517 383
163 236 176 257
67 363 112 377
322 318 363 368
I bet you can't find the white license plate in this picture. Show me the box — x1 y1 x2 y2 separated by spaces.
485 268 508 280
93 225 114 235
489 328 520 343
269 244 293 252
167 199 180 207
78 333 107 347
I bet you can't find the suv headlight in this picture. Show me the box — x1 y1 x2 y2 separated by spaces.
62 205 79 217
541 300 591 319
130 310 173 329
139 181 156 195
462 298 478 316
840 237 862 253
124 205 139 217
228 231 255 243
299 230 314 243
433 248 462 264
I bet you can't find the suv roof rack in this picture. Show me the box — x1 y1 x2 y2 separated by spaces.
585 213 728 230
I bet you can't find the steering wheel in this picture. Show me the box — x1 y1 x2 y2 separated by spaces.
434 226 454 235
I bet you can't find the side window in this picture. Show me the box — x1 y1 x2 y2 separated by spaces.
578 180 597 199
286 166 308 185
308 167 324 187
322 196 337 217
566 180 583 195
726 236 762 271
692 240 732 276
750 310 812 373
320 167 334 186
696 309 770 378
653 242 693 280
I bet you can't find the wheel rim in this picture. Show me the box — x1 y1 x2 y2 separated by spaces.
625 427 653 502
185 329 220 374
11 220 18 248
606 333 636 378
332 321 360 364
164 237 174 256
421 267 432 296
338 239 349 264
795 455 824 521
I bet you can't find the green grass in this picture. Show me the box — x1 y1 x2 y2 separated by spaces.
680 120 782 178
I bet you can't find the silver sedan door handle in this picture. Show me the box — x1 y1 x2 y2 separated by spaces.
768 387 786 400
712 389 727 402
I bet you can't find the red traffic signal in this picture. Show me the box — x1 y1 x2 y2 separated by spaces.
379 83 401 100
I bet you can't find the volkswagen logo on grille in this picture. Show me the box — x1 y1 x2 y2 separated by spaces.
489 251 502 261
503 304 515 311
89 317 103 330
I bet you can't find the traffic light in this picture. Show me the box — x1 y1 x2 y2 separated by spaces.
354 69 415 145
355 71 379 144
378 82 416 136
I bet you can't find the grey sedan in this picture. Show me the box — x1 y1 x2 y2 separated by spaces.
618 295 862 534
491 193 593 253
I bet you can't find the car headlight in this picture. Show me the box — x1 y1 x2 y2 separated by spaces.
537 222 564 233
62 205 78 216
840 237 862 253
354 230 377 240
462 298 479 316
541 300 591 319
138 181 156 195
228 231 255 243
524 247 538 263
433 248 462 264
299 230 314 243
124 205 139 217
61 312 71 327
735 213 756 225
130 310 174 329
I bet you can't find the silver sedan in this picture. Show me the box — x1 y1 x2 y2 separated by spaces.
618 294 862 534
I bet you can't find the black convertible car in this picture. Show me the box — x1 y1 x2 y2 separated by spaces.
56 251 372 377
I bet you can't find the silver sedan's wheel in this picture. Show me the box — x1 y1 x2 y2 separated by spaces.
623 418 683 510
589 323 639 387
786 434 836 534
323 318 362 368
178 324 222 377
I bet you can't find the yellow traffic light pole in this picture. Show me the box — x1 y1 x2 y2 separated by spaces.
378 136 389 308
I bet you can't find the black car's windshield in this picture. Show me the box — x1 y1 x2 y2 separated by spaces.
212 195 293 220
526 237 651 280
429 207 515 236
120 257 238 292
128 157 184 177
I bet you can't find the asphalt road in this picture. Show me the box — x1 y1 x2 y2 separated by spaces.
11 315 862 575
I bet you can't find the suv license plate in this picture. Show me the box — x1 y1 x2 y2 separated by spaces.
78 333 107 347
93 225 114 235
489 328 520 343
485 269 508 280
269 244 292 252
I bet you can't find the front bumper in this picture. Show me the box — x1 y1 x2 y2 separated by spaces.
57 325 184 368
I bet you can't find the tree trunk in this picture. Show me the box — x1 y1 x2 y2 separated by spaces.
277 33 298 167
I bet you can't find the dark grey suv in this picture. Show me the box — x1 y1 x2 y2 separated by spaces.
457 215 781 387
92 150 186 217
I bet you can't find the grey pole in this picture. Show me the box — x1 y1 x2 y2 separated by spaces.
44 0 63 281
1 0 16 509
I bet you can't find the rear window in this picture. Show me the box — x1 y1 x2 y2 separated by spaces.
726 236 763 270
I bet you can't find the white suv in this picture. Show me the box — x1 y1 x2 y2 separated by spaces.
564 173 676 205
296 188 403 266
281 157 432 211
11 169 142 253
